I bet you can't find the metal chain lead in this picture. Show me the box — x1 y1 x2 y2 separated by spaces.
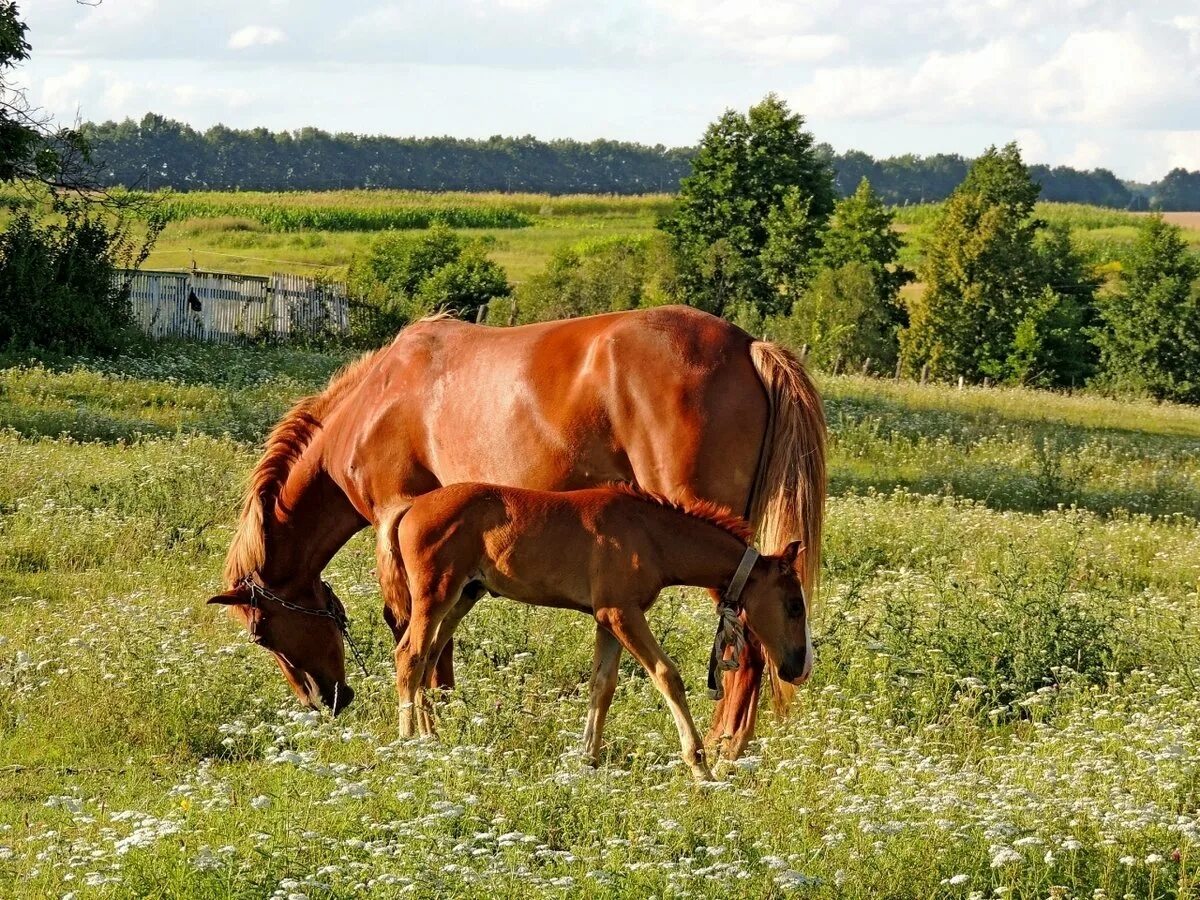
239 576 370 678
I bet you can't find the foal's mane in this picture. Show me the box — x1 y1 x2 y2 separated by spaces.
222 347 383 588
611 482 753 544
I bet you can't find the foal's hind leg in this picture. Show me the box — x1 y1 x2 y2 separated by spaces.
595 603 714 782
396 576 467 738
582 626 621 765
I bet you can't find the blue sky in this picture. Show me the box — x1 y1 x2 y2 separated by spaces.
18 0 1200 182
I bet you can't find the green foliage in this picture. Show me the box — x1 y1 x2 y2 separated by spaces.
1095 213 1200 402
769 262 895 370
347 224 511 328
771 178 913 369
659 93 834 318
902 144 1098 386
514 236 669 324
416 245 512 319
0 207 160 353
816 177 912 303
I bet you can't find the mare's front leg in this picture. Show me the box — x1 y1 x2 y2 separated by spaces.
595 603 714 782
705 640 766 760
582 625 621 765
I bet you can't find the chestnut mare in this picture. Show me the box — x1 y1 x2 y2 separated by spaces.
209 305 825 758
391 482 811 781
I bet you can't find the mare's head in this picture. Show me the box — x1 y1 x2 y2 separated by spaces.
740 541 812 685
210 578 354 714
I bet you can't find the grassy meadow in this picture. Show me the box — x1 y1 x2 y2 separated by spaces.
128 192 1200 287
3 339 1200 898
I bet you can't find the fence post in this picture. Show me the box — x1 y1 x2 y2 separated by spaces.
861 357 872 377
476 304 487 324
831 354 843 376
957 375 965 390
798 343 809 364
508 299 519 327
920 364 929 385
894 358 902 382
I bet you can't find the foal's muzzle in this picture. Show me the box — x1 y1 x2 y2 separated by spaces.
779 651 812 685
322 681 355 716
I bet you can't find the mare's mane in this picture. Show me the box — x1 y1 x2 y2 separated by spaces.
222 347 383 587
611 482 753 545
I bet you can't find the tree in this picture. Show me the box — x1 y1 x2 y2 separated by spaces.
659 94 834 318
1153 169 1200 212
767 178 912 369
815 177 912 319
0 3 92 192
1094 214 1200 402
901 143 1096 385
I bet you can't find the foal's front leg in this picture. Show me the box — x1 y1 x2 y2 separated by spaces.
595 603 714 782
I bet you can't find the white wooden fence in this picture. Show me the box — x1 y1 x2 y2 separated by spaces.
119 269 352 343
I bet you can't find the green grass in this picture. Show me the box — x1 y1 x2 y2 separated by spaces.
3 340 1200 897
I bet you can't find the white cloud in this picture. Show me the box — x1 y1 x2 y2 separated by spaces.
227 25 287 50
1159 131 1200 172
1014 128 1049 162
15 0 1200 179
1064 138 1105 169
41 64 92 112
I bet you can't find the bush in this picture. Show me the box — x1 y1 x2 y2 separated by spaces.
769 262 896 370
513 236 671 324
0 208 158 354
347 224 511 327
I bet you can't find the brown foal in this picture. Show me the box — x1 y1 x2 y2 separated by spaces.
390 483 811 782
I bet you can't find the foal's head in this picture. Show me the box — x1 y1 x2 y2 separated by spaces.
209 578 354 715
740 541 813 685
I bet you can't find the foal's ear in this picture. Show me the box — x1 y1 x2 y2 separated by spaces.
780 541 805 569
207 591 243 606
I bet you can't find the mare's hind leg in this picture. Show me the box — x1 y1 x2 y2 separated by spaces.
426 580 486 690
582 626 621 765
595 603 714 782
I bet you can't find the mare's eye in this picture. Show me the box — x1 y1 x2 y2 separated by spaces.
786 598 805 618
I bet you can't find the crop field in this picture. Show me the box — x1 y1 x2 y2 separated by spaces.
3 339 1200 898
3 188 1198 286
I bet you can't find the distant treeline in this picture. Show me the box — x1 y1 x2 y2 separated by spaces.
81 113 1200 210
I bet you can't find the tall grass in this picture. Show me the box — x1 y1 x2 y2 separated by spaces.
3 343 1200 897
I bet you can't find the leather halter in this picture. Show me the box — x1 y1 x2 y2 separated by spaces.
706 546 759 700
238 575 369 677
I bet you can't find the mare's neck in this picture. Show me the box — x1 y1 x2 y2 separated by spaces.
260 440 366 591
642 504 750 594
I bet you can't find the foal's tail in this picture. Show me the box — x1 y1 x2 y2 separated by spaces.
747 341 827 714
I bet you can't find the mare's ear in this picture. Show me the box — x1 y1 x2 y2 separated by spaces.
207 590 243 606
780 541 805 569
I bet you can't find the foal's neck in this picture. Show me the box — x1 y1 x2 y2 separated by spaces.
641 504 751 594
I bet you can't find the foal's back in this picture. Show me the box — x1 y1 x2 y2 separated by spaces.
398 483 662 612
